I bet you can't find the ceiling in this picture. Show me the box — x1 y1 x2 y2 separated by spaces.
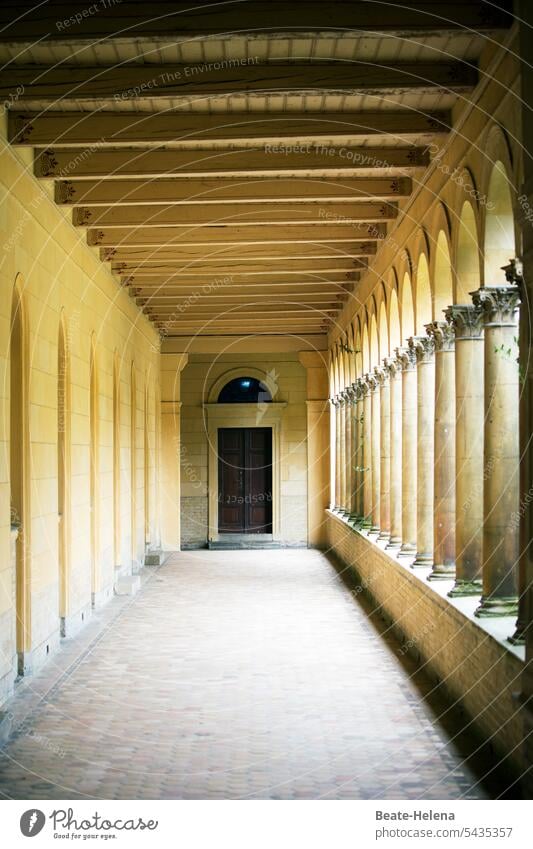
0 1 513 337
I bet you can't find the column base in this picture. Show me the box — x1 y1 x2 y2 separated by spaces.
448 578 482 598
411 553 433 569
385 535 402 550
397 542 416 557
377 529 391 542
368 524 380 536
507 620 527 645
474 595 519 618
427 563 456 581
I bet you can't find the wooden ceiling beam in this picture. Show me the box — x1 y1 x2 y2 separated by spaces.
123 272 358 287
73 202 397 227
87 223 387 247
56 176 411 205
37 147 428 180
129 279 356 293
101 243 376 262
3 62 477 104
0 2 512 41
111 259 367 276
9 110 450 147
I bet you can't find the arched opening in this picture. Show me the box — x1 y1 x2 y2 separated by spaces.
389 288 401 351
218 376 272 403
400 272 415 342
57 316 71 635
434 231 454 318
89 336 99 603
113 353 121 567
456 201 481 302
130 364 137 564
369 312 379 367
144 380 150 546
10 283 30 674
361 322 370 374
378 300 389 360
415 253 432 331
484 161 516 285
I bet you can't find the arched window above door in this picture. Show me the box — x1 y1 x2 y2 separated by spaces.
217 376 272 404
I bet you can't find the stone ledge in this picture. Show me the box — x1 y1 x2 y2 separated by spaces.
326 509 527 778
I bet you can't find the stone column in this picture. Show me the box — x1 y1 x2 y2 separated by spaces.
397 346 417 556
345 386 357 522
472 285 520 617
333 397 341 510
426 321 456 580
377 364 391 541
339 393 347 514
446 304 485 596
353 379 365 521
386 354 403 549
369 373 381 533
160 353 188 551
361 376 373 528
343 389 353 515
349 385 359 520
411 335 435 568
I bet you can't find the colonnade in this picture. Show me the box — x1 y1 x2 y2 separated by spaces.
330 273 522 639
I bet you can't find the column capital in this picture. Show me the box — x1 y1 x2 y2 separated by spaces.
359 375 372 396
409 334 435 363
426 320 455 351
373 365 387 386
352 378 365 400
345 385 356 401
384 355 401 378
445 303 484 339
471 286 520 326
396 345 417 371
367 372 379 392
331 396 340 407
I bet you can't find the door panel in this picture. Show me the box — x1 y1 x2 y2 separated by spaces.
218 427 272 534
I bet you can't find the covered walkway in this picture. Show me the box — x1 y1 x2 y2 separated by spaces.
0 550 510 800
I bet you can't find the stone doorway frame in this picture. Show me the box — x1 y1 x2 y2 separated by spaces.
203 368 286 544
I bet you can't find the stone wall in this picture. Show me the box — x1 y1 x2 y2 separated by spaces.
327 511 527 777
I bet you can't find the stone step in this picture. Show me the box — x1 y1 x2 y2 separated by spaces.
114 575 141 596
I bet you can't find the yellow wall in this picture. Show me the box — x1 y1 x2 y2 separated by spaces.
0 114 160 700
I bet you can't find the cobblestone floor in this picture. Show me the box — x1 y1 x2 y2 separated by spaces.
0 550 513 799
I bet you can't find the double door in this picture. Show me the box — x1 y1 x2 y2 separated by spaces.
218 427 272 533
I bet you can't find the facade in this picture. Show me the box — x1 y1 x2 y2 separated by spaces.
0 0 531 797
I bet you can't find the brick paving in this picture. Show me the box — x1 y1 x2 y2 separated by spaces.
0 549 503 799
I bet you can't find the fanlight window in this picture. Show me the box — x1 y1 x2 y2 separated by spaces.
217 376 272 404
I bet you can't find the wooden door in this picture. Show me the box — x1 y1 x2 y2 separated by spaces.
218 428 272 534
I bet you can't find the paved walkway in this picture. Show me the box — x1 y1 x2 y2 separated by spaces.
0 550 505 799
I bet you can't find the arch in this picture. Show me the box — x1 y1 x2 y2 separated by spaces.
388 287 401 352
130 363 137 564
455 200 481 302
208 366 279 404
433 231 454 318
378 300 389 360
10 278 30 672
415 252 432 331
354 322 363 378
483 160 516 284
369 311 379 368
89 334 99 601
400 272 415 342
218 376 272 403
113 351 121 567
57 312 71 633
361 320 370 374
